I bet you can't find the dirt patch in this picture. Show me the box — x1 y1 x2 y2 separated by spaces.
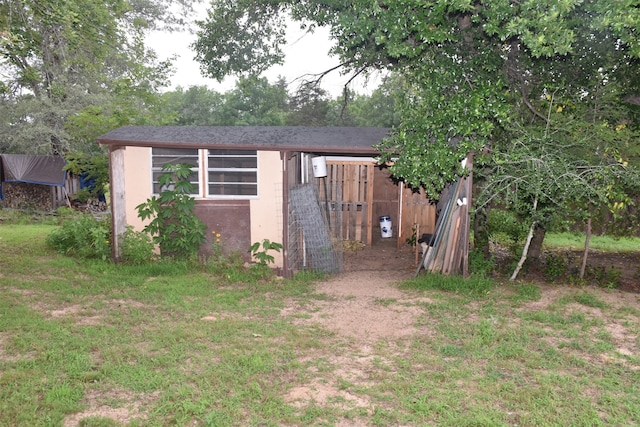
279 239 640 417
63 389 159 427
281 239 428 414
297 238 423 341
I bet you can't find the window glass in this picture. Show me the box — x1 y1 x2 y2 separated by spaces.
151 148 199 194
150 148 258 198
207 150 258 197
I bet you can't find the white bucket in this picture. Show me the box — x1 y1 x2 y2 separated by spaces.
379 215 392 238
312 156 327 178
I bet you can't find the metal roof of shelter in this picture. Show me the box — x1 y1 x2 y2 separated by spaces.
98 126 391 155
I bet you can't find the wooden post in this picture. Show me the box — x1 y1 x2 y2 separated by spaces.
461 153 473 278
281 151 291 277
109 146 126 262
366 163 374 245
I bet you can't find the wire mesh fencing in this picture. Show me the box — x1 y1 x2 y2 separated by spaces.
288 184 343 274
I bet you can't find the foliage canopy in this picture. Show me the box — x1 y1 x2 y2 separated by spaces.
194 0 640 199
0 0 200 155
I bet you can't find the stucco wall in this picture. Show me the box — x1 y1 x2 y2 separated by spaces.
121 147 284 268
250 151 284 268
124 146 153 231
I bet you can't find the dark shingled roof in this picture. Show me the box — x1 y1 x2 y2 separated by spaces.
98 126 391 155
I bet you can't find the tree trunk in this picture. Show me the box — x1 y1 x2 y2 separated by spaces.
510 220 537 281
528 224 546 260
473 204 491 259
580 217 592 279
510 197 538 281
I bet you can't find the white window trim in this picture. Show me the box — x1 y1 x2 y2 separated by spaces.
203 149 259 200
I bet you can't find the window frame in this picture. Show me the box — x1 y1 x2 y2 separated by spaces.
151 147 200 196
150 148 259 200
204 149 259 199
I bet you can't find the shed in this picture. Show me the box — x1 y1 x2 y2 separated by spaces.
98 126 436 276
0 154 78 210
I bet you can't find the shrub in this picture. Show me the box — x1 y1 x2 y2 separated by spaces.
119 227 156 265
584 265 622 289
136 164 206 260
488 209 528 254
544 251 569 282
468 248 495 277
46 214 111 260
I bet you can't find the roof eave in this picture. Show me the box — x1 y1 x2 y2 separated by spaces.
98 138 380 155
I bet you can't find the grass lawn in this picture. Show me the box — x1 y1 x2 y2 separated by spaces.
1 222 639 426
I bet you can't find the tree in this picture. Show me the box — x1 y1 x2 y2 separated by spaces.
194 0 640 277
0 0 199 155
328 74 403 127
194 1 639 181
161 85 226 125
286 83 330 126
193 1 589 195
220 75 288 125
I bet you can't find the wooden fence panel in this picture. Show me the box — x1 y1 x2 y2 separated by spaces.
52 174 80 208
323 161 374 245
400 184 436 245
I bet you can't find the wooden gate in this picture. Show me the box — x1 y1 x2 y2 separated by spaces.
320 160 374 245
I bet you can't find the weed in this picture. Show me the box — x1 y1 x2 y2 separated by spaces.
511 282 541 302
573 292 607 309
401 273 497 297
405 224 418 247
584 265 623 289
544 250 569 281
119 226 156 265
45 213 111 260
249 239 283 266
468 248 496 277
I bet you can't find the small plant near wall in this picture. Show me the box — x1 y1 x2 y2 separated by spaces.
46 213 111 260
120 226 157 265
211 230 224 260
249 239 283 266
136 164 206 260
406 224 418 247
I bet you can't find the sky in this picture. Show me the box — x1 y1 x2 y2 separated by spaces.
146 17 383 98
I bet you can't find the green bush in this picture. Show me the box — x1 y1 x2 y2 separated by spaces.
544 251 570 282
136 164 206 260
468 248 496 277
119 227 156 265
46 214 111 260
584 265 622 289
488 209 528 253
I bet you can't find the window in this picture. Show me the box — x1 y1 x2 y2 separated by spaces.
151 148 258 199
151 148 199 195
207 149 258 197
